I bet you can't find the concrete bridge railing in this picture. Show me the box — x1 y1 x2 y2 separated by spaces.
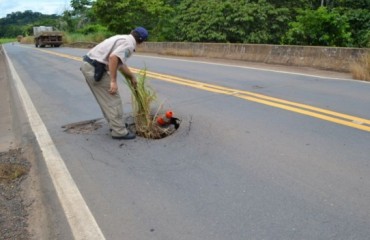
138 42 369 73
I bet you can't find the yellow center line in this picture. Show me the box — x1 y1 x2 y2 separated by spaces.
31 47 370 132
144 71 370 124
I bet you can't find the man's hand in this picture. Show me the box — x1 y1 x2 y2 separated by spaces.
109 81 118 95
130 76 138 89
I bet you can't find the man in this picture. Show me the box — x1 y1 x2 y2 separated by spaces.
81 27 148 140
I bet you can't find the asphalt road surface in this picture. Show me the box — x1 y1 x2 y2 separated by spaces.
3 43 370 240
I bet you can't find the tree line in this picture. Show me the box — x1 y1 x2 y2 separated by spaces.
0 0 369 47
0 10 60 38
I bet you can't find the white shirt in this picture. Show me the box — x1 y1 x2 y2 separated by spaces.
87 34 136 66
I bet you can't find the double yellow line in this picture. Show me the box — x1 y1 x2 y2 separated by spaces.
140 71 370 132
36 47 370 132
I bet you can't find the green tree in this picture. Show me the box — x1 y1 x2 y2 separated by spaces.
173 0 228 42
333 0 370 48
92 0 173 40
71 0 93 16
2 1 367 47
58 10 76 32
164 0 182 7
283 7 352 46
266 0 313 9
172 0 290 44
71 0 96 28
344 9 370 47
330 0 369 9
57 0 95 32
242 0 291 44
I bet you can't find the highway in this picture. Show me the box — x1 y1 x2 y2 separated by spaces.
3 42 370 240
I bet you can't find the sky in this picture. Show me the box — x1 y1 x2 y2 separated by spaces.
0 0 71 18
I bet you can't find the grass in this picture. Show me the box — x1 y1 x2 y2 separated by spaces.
351 52 370 81
0 149 29 181
0 38 16 44
0 163 28 181
121 69 173 139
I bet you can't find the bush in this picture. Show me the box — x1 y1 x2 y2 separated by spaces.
62 24 113 44
76 24 113 36
19 36 33 44
283 7 353 46
63 32 111 44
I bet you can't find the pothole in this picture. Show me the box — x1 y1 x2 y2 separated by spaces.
62 116 181 139
127 122 177 139
62 118 104 134
125 115 181 139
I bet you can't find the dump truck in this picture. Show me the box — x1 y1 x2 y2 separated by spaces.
33 26 63 48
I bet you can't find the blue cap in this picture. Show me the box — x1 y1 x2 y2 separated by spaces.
134 27 148 41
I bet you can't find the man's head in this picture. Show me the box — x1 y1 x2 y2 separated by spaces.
131 27 148 44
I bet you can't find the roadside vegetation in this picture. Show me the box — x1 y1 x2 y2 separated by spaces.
0 38 15 44
0 0 368 47
351 53 370 81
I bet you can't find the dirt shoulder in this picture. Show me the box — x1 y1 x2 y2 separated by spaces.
0 46 16 153
0 149 30 240
0 46 31 239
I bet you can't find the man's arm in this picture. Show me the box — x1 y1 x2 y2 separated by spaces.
108 54 120 94
119 63 137 88
108 54 137 95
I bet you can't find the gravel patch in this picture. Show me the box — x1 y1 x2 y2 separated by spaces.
0 148 30 240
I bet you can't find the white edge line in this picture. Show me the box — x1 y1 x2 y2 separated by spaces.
4 46 106 240
135 54 358 82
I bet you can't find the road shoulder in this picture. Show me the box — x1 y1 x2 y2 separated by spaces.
0 46 15 152
0 45 31 239
1 43 87 240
